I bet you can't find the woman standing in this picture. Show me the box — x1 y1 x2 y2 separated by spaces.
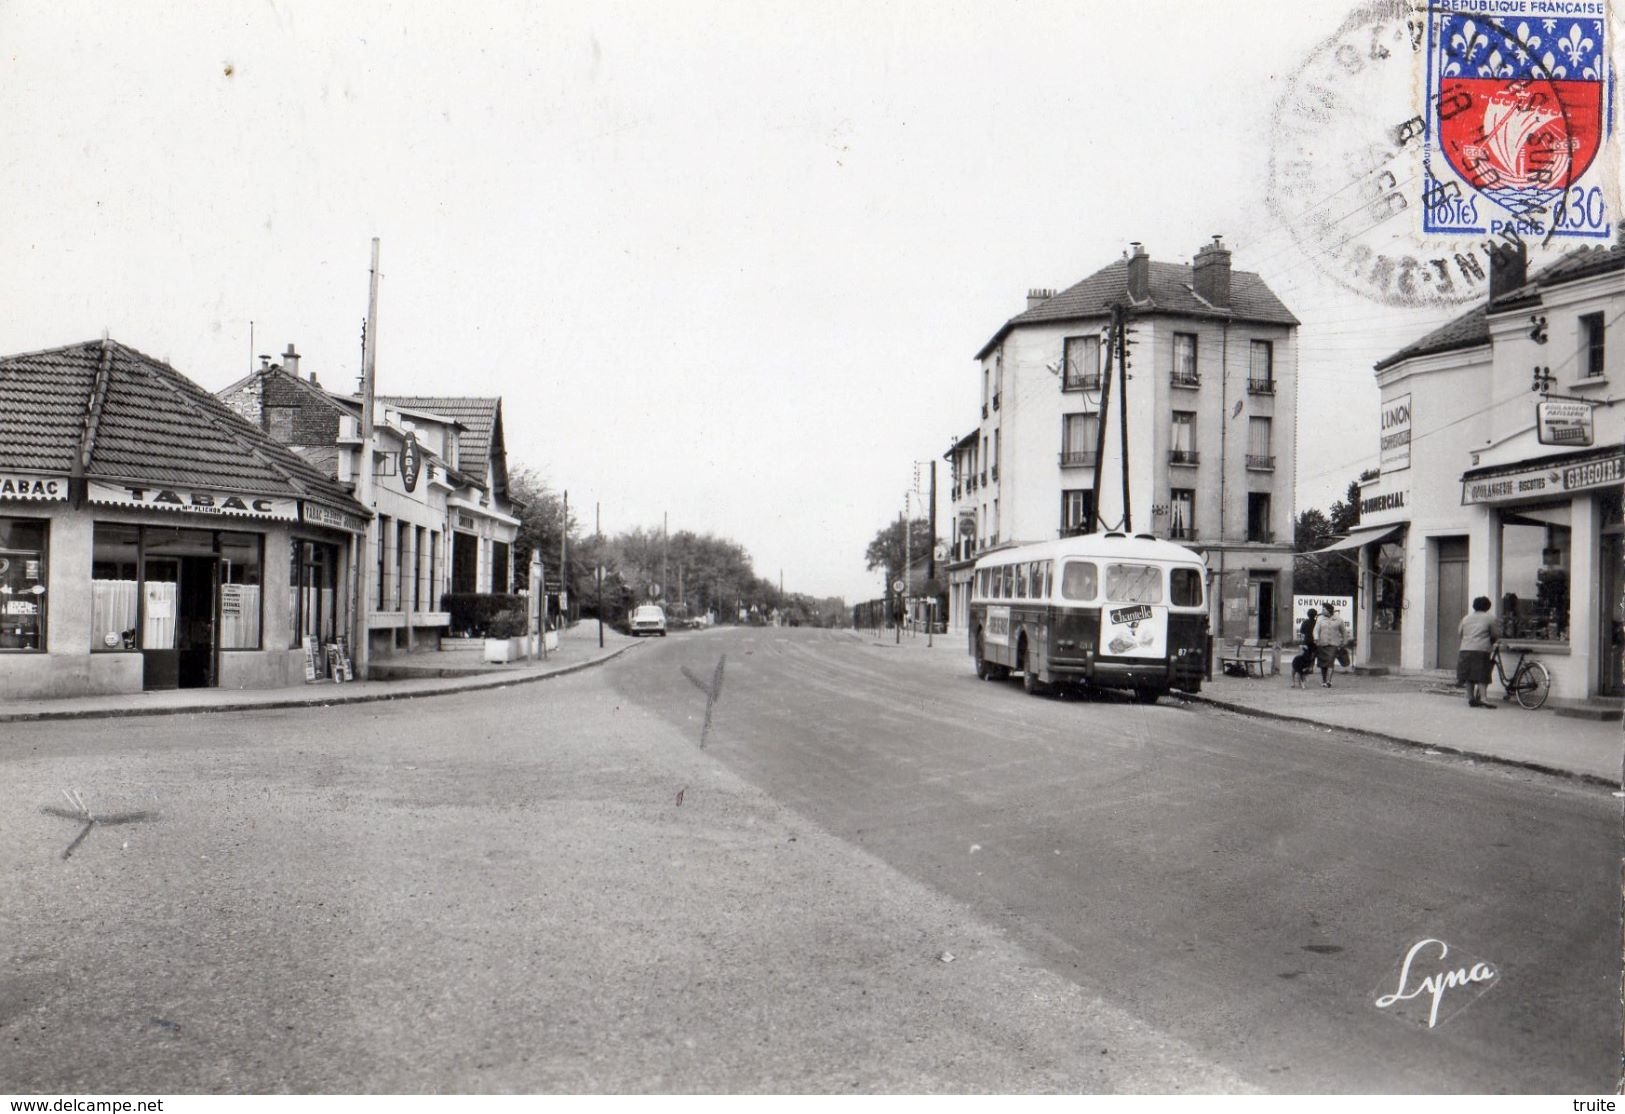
1457 596 1499 708
1312 604 1348 688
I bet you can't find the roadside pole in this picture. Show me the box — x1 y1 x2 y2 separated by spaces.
596 502 604 649
355 237 380 681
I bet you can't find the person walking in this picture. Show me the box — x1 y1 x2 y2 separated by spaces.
1457 595 1500 709
1290 608 1318 688
1313 604 1348 688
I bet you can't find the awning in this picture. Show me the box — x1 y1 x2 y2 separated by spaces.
1312 523 1401 554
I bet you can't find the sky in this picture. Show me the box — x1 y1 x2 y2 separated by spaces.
0 1 1615 604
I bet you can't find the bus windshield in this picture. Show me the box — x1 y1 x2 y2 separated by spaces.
1105 563 1162 603
1170 566 1203 607
1060 560 1097 601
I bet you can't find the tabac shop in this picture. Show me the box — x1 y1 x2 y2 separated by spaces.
0 478 366 700
1459 445 1625 701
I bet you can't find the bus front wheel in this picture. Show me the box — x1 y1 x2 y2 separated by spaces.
1019 637 1049 696
1133 686 1164 704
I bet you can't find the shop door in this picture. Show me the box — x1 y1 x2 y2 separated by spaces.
1250 576 1276 640
1435 541 1468 668
452 531 479 594
141 555 218 690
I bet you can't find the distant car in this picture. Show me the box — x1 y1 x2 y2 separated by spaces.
628 604 667 637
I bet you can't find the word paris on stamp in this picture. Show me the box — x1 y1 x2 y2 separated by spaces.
1423 1 1613 242
1268 1 1618 308
1373 936 1499 1028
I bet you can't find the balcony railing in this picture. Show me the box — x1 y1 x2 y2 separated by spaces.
1062 373 1102 392
1168 526 1194 541
1246 454 1276 471
992 392 1001 411
1247 529 1276 544
1170 370 1201 388
1059 450 1098 467
1247 377 1276 395
1169 449 1199 466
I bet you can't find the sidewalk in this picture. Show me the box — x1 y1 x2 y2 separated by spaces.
868 627 1623 786
0 623 642 724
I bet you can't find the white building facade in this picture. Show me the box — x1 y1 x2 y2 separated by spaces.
1358 242 1623 709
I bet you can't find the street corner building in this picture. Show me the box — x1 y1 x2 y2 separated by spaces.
217 348 521 662
1355 241 1625 710
943 237 1300 643
0 338 369 700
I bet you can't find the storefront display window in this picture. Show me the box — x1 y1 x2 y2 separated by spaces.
219 532 262 650
1499 509 1570 642
291 539 338 662
0 517 47 651
92 524 140 649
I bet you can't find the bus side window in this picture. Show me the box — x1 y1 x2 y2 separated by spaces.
1061 560 1097 600
1016 563 1029 599
1001 565 1013 598
1041 561 1052 599
1171 567 1203 606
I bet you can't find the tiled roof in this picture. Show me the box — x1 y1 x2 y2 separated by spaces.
976 257 1299 359
1375 243 1625 370
0 339 366 515
376 395 507 498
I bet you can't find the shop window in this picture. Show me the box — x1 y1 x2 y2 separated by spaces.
292 539 338 656
219 532 262 650
492 540 511 594
92 524 140 650
0 518 47 651
1499 511 1570 641
395 520 408 611
414 526 426 611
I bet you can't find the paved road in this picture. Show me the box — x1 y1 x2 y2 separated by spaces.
1 626 1615 1093
614 626 1621 1092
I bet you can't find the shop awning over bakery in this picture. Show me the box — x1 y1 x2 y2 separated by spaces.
0 338 370 527
1312 524 1402 554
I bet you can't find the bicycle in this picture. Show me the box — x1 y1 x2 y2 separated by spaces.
1490 642 1551 710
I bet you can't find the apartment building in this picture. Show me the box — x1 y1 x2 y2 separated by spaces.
945 239 1300 641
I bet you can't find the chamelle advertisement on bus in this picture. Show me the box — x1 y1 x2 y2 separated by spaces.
1099 602 1166 658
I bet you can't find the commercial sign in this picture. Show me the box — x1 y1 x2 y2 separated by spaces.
1380 394 1412 472
300 503 366 533
1461 448 1625 505
1535 400 1594 448
0 474 67 501
400 432 422 493
1293 595 1353 627
88 481 297 520
1359 486 1408 526
1100 602 1166 658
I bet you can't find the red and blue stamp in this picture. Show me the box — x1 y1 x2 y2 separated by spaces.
1424 3 1613 240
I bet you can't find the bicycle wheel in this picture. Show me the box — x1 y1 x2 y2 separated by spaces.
1511 660 1551 710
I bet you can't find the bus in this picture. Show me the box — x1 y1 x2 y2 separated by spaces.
968 531 1209 702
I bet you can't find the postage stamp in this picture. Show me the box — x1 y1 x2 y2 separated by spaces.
1422 3 1614 241
1267 1 1619 307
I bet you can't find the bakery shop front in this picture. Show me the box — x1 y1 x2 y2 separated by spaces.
0 339 370 701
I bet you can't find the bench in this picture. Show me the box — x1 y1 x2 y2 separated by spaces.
1220 641 1268 678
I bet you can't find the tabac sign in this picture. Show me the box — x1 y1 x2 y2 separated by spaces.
1461 448 1625 505
400 432 422 493
89 481 297 520
0 475 67 501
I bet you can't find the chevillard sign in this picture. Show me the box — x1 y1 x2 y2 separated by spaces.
89 481 297 520
1461 448 1625 505
1379 394 1412 472
0 475 67 501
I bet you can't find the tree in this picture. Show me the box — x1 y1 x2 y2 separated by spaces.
864 517 938 585
507 464 577 581
1293 479 1360 597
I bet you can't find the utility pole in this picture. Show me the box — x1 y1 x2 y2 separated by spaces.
662 511 668 602
903 494 912 639
1090 315 1114 533
595 501 603 648
560 490 568 624
1115 303 1133 532
355 238 380 681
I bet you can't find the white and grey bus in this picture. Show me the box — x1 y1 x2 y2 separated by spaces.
968 531 1209 702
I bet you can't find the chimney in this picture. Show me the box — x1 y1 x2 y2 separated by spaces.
1487 240 1529 301
1126 242 1150 302
1192 235 1232 306
257 354 271 370
1026 287 1056 311
282 343 301 379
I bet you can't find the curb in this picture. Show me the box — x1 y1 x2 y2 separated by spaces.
1182 692 1620 789
0 641 645 724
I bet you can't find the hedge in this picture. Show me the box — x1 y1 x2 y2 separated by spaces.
441 592 527 637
